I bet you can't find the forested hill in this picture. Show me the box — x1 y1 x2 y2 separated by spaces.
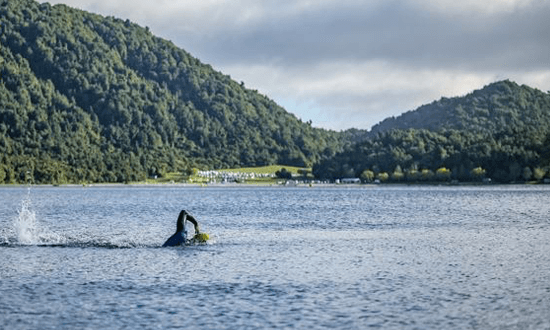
0 0 343 184
314 81 550 183
369 80 550 136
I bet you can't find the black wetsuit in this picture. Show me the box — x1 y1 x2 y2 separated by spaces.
162 210 200 247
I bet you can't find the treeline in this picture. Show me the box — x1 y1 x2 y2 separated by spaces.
314 81 550 183
314 128 550 183
0 0 344 184
2 1 550 185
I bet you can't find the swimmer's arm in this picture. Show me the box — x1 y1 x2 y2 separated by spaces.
186 214 201 233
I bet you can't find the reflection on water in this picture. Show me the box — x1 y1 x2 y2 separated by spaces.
0 185 549 329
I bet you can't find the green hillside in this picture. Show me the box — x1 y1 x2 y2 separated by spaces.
314 81 550 183
0 0 344 184
370 80 550 136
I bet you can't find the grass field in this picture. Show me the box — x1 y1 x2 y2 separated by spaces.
216 165 307 175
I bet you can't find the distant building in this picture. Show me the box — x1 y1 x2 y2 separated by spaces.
341 178 361 184
285 180 297 187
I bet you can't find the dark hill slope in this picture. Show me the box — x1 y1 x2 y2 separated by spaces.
370 80 550 136
0 0 343 183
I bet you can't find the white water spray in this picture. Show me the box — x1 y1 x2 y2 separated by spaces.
12 188 64 245
13 193 38 244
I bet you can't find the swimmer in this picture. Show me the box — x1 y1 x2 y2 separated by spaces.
162 210 208 247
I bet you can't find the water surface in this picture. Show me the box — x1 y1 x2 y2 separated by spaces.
1 185 549 329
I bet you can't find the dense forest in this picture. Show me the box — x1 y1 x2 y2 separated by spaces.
2 1 550 185
314 81 550 183
0 0 344 184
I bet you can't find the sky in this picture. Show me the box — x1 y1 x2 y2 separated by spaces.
47 0 550 131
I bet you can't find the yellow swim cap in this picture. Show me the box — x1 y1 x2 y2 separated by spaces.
194 232 210 243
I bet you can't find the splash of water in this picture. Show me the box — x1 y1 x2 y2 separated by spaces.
13 194 38 244
12 189 64 245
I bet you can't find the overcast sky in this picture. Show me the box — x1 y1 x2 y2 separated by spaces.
47 0 550 131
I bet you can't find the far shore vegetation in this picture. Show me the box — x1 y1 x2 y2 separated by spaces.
1 1 550 186
5 164 545 187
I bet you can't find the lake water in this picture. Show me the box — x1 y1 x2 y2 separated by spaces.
0 185 549 329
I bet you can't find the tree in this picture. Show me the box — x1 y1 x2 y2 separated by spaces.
508 162 522 182
360 169 374 182
470 167 486 180
391 165 405 181
0 166 5 184
533 167 546 181
522 166 533 181
376 172 389 182
541 132 550 166
297 168 310 178
420 169 434 181
275 168 292 179
436 167 452 181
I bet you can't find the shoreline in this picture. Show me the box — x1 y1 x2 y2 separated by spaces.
0 181 547 189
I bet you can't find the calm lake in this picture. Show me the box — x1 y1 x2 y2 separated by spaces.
1 185 549 329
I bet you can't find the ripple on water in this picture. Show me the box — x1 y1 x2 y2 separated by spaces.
1 186 549 329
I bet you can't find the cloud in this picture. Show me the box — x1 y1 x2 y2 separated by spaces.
416 0 535 14
47 0 550 130
186 0 550 70
224 60 503 130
